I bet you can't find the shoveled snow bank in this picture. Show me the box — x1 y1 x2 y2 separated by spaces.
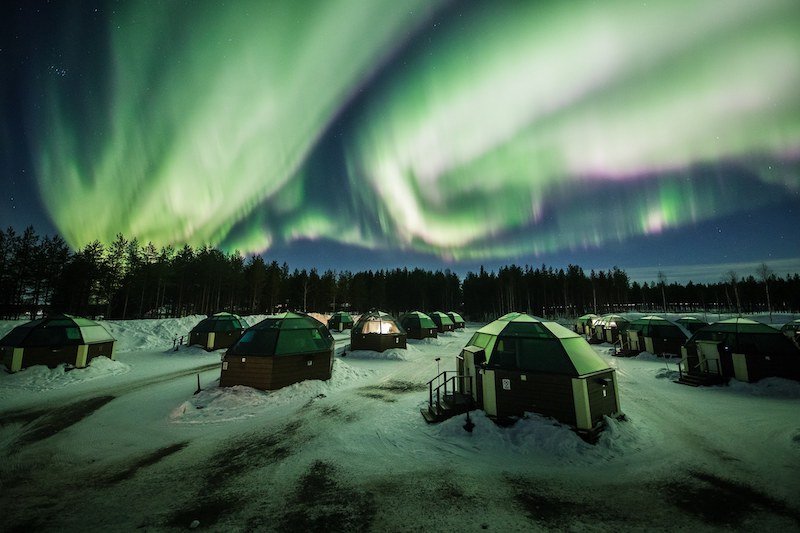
170 359 374 424
425 409 642 464
726 377 800 398
0 356 130 395
344 348 408 361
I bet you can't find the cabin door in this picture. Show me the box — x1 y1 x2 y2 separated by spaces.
696 341 722 374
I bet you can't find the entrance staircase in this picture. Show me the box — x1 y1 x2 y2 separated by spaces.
421 370 475 423
676 359 727 387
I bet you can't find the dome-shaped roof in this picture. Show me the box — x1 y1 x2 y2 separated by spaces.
628 316 691 338
675 316 709 334
329 311 354 321
190 312 249 334
353 311 404 335
430 311 454 326
0 314 115 347
687 318 798 357
467 313 610 377
447 311 465 322
400 311 436 329
228 312 334 357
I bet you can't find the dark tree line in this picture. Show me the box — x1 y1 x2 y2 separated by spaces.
1 226 799 320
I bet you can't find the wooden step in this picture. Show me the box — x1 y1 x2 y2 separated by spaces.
421 393 475 423
675 372 726 387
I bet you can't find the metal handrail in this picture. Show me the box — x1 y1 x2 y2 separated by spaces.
427 370 474 413
678 356 721 379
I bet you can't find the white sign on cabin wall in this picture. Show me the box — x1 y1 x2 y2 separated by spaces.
502 378 511 390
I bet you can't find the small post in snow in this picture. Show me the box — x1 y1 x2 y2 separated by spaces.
194 374 201 395
463 410 475 433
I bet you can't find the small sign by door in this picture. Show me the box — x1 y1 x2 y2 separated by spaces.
502 378 511 390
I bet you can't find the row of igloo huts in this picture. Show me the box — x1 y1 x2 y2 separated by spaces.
574 313 800 385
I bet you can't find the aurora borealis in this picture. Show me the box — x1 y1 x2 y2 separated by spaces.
2 0 799 279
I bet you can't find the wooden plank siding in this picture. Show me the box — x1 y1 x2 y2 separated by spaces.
1 346 13 369
189 331 242 351
649 337 684 357
736 352 800 382
585 371 618 426
220 349 334 391
11 345 79 369
87 341 115 363
351 333 407 352
405 327 437 340
490 369 577 425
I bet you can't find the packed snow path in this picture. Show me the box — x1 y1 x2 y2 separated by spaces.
0 318 798 531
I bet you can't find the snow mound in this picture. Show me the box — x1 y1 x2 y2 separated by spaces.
344 348 408 361
170 385 272 424
171 359 374 424
634 351 658 361
428 410 642 463
727 377 800 398
0 356 130 393
0 320 24 340
654 368 680 380
102 315 206 353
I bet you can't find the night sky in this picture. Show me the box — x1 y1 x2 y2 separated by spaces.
2 0 799 282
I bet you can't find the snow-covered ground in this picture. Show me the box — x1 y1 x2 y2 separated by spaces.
0 317 798 531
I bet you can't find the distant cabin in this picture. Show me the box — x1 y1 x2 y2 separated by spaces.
680 318 800 384
575 314 599 336
327 312 354 332
447 312 466 329
424 312 621 438
400 311 438 340
676 316 709 335
430 311 455 333
626 316 690 357
780 319 800 347
350 311 407 352
189 313 249 351
597 314 632 344
220 312 334 391
0 314 115 373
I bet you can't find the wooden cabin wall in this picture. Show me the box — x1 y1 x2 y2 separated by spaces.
489 369 577 425
220 355 273 389
585 370 618 426
220 349 333 391
734 352 800 383
270 350 334 389
649 337 684 357
211 330 242 350
351 333 407 352
87 341 115 362
405 326 437 340
15 345 79 369
190 331 242 351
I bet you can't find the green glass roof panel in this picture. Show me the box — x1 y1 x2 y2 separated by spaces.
561 338 612 375
543 321 581 339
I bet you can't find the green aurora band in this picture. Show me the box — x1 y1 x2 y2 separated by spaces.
34 0 437 252
349 0 800 259
32 0 800 260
